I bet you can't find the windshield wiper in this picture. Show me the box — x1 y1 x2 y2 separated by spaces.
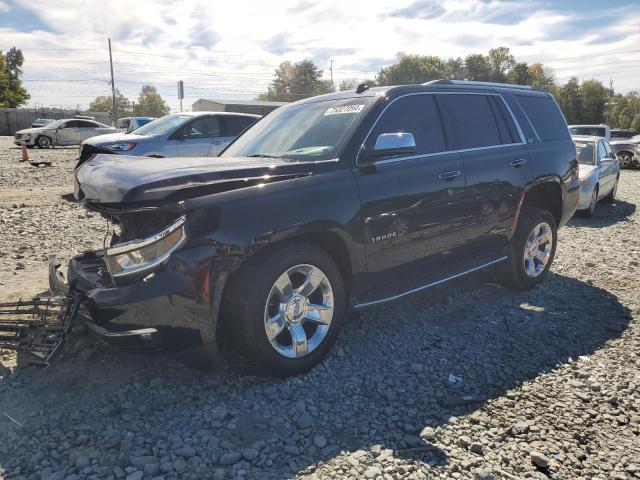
246 154 282 159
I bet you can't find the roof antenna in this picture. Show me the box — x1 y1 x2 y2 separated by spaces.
356 83 369 94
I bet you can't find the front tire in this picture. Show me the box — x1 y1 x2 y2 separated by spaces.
503 207 557 290
583 186 598 217
227 243 346 376
35 135 51 149
603 177 618 203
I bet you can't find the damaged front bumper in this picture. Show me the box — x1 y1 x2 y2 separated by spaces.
48 242 224 354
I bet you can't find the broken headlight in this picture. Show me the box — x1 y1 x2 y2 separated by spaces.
105 216 187 278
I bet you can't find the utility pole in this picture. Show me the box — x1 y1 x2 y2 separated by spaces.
108 38 117 123
330 60 335 92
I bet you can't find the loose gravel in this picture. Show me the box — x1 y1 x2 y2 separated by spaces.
0 136 638 480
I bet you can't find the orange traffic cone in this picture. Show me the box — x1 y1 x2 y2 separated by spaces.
20 142 29 162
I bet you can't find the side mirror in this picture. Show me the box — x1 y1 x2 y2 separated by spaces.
364 132 416 162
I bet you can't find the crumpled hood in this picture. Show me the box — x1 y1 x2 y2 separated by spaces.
578 164 598 179
82 132 149 146
16 126 55 135
75 154 316 205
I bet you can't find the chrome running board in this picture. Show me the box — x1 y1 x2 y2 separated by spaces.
353 256 508 309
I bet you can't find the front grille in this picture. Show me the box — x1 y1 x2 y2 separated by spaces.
77 144 113 166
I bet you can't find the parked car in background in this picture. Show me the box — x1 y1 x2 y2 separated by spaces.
610 134 640 169
610 129 638 141
116 116 155 133
569 124 610 140
14 118 117 148
62 80 579 375
31 118 55 128
572 135 620 217
78 112 259 164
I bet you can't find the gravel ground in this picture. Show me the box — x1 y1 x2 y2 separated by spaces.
0 136 638 480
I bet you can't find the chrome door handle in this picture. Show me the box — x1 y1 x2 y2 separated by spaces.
438 170 461 180
510 158 528 167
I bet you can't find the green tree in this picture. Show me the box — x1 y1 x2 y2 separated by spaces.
444 57 465 80
506 62 529 85
89 89 133 117
579 79 608 124
556 77 581 124
376 54 447 85
487 47 515 83
0 47 29 107
337 78 376 91
136 85 171 117
259 60 332 102
464 54 490 81
527 63 555 90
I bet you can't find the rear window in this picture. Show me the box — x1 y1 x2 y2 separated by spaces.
517 95 569 141
570 126 606 137
223 115 258 136
436 94 503 150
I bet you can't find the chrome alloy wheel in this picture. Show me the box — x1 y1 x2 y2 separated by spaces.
588 188 598 215
263 264 334 358
523 221 553 278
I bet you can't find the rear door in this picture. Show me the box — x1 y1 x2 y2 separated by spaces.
177 116 222 157
213 115 258 156
76 120 104 142
435 93 531 254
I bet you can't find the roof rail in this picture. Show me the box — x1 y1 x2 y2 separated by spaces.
424 79 533 90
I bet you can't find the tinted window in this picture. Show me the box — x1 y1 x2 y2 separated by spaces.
489 96 519 144
436 94 502 149
117 119 130 129
77 120 97 128
223 115 257 136
570 126 606 137
61 120 81 128
367 94 445 156
184 116 221 138
517 95 569 141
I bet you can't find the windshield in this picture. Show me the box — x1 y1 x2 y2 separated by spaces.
222 97 374 160
570 126 606 137
575 141 595 165
132 114 191 136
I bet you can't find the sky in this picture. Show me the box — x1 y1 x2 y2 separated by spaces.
0 0 639 112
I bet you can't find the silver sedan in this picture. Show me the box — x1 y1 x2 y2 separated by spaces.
14 119 116 148
573 135 620 217
79 112 260 162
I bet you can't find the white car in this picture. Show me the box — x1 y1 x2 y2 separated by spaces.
14 118 117 149
572 135 620 217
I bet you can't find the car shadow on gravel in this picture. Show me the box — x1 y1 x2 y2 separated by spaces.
568 200 635 228
0 271 631 479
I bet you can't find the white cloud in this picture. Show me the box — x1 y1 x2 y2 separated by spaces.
0 0 638 109
0 1 10 12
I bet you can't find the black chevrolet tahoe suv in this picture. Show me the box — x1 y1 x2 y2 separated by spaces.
55 80 579 375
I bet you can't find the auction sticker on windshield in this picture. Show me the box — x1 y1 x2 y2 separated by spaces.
324 104 365 116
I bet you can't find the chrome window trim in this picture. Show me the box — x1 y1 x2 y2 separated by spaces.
355 92 526 167
354 256 508 309
107 215 187 256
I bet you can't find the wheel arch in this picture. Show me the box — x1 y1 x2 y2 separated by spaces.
521 178 563 227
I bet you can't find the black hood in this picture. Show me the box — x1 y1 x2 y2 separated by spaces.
75 154 316 205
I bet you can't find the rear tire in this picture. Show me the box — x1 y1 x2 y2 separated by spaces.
502 207 557 290
618 152 632 169
225 243 346 376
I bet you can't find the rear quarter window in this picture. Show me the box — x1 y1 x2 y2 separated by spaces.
516 95 569 141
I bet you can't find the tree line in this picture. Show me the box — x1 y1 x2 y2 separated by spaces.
261 47 640 130
89 85 171 118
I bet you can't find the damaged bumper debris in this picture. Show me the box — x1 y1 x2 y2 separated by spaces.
0 293 79 367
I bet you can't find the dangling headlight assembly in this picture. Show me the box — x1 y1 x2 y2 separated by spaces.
105 216 187 278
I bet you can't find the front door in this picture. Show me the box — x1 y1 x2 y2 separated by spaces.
353 94 468 296
435 93 532 253
177 116 222 157
56 121 83 145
